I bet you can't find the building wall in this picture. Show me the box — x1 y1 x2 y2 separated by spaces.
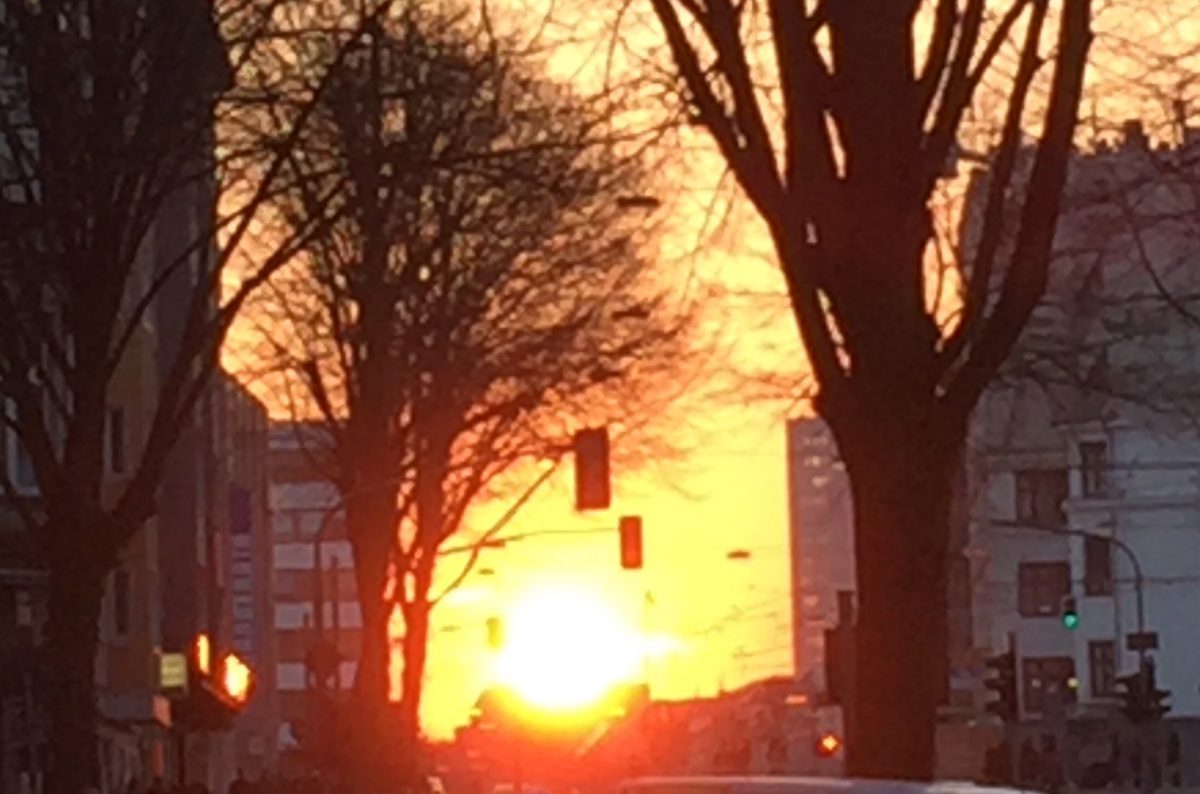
214 374 276 778
268 425 361 755
965 126 1200 788
785 418 854 683
972 398 1200 719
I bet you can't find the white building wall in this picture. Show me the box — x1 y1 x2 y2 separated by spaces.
968 132 1200 725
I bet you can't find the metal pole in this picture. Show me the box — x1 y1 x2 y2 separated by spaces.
1006 521 1146 647
1108 535 1145 636
1007 631 1020 784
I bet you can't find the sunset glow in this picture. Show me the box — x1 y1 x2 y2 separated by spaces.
492 584 644 711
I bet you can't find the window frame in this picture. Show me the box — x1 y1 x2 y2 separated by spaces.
1022 655 1077 714
1079 440 1109 498
1014 468 1069 528
1017 561 1072 617
1083 535 1114 596
1088 640 1116 697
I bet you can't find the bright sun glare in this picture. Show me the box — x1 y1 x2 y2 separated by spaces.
492 585 643 712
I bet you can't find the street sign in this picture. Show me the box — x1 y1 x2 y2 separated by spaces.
160 652 188 692
1127 631 1159 651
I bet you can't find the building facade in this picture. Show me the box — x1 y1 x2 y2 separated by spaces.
784 419 854 684
157 370 274 791
785 418 975 704
965 123 1200 785
268 423 360 762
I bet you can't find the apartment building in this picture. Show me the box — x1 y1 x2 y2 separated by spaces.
268 424 360 760
966 123 1200 781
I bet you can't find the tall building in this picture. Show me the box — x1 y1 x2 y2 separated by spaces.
785 419 854 684
965 123 1200 781
157 371 273 791
268 423 360 762
785 417 975 703
0 3 245 791
94 321 173 791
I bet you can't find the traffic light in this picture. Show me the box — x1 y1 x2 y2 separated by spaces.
619 515 643 570
193 632 212 675
983 648 1018 722
814 732 842 758
574 428 611 510
1116 658 1171 723
1060 596 1080 630
1116 667 1145 722
219 652 254 705
1145 658 1171 721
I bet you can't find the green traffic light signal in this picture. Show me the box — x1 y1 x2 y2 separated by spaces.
1061 596 1079 630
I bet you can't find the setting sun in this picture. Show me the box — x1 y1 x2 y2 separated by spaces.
492 584 643 712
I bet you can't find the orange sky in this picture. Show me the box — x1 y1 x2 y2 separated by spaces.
221 0 808 738
226 137 808 739
220 0 1200 741
229 202 807 739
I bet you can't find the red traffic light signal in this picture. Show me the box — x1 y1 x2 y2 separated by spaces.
574 428 611 510
619 516 643 570
815 732 841 758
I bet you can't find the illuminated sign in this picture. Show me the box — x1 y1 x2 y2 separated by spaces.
160 653 188 692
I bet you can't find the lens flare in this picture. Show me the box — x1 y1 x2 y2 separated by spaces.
492 584 642 711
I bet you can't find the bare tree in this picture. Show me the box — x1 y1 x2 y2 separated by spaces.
0 2 383 790
248 3 688 780
637 0 1093 779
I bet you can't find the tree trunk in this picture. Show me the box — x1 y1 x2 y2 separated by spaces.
347 488 395 704
44 535 105 794
831 406 961 781
346 489 396 791
396 416 448 780
398 596 432 772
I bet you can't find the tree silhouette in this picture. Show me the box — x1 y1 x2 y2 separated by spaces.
0 2 383 790
249 5 688 780
643 0 1092 778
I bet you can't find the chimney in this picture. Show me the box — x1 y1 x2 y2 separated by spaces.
1122 119 1148 150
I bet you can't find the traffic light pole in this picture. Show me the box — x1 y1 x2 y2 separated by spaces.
1002 522 1147 652
1005 633 1020 783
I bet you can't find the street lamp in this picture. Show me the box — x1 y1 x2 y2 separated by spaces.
616 195 661 210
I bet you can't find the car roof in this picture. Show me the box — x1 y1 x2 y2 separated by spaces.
620 777 1037 794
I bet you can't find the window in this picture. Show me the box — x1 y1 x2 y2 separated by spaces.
1089 640 1116 696
8 433 37 491
4 399 39 493
112 569 131 638
1018 561 1071 617
1015 469 1069 527
107 406 125 474
1022 656 1077 713
1084 536 1113 596
1080 441 1108 497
